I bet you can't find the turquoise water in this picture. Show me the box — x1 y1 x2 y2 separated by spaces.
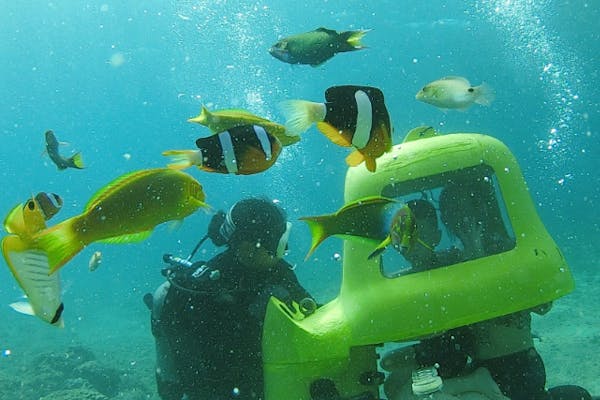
1 1 598 398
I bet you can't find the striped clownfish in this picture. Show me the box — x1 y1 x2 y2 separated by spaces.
279 85 392 172
163 124 283 175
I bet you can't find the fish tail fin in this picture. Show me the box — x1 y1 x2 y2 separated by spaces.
70 152 85 169
299 216 333 260
341 29 370 51
188 105 211 125
279 100 326 136
474 82 495 106
162 150 203 170
35 219 84 274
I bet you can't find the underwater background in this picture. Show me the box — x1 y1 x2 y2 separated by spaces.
0 1 598 399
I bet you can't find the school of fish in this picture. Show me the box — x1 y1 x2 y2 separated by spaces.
2 25 495 326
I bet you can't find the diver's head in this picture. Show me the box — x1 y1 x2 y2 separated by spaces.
439 179 495 237
408 199 441 250
215 198 291 269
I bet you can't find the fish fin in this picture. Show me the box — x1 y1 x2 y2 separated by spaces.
70 152 85 169
273 130 301 146
441 76 471 84
9 301 35 316
167 220 183 232
474 82 495 106
316 122 353 147
342 29 370 50
298 216 333 260
279 100 326 136
188 105 210 126
34 219 84 274
364 157 377 172
345 150 365 167
2 239 63 325
162 150 203 170
403 126 438 143
98 230 153 244
368 236 392 260
316 27 337 35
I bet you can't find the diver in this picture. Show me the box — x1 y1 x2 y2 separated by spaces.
145 197 315 400
382 198 507 400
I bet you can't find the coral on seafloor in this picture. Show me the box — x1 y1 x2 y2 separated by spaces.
1 345 153 400
39 388 109 400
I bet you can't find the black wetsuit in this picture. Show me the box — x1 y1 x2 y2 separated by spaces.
151 249 313 400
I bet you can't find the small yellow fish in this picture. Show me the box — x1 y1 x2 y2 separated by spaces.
3 193 63 240
188 106 300 146
34 168 209 273
416 76 495 111
88 251 102 271
2 192 65 326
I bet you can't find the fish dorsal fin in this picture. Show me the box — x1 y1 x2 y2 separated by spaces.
316 122 353 147
98 229 153 244
316 27 337 35
84 169 160 212
403 126 438 143
441 76 470 85
338 196 398 214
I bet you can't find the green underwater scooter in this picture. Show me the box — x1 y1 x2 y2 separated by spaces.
262 129 576 399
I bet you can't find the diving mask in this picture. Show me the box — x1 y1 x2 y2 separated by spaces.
220 203 291 259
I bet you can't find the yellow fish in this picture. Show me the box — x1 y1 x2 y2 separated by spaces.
300 196 399 260
188 105 300 146
4 192 63 240
2 192 65 326
34 168 209 273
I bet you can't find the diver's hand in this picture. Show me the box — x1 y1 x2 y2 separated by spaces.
248 285 291 319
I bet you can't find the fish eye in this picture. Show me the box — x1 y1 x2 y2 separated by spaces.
421 86 428 92
27 200 36 210
468 88 474 92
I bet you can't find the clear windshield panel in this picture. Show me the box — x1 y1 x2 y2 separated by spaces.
379 164 516 278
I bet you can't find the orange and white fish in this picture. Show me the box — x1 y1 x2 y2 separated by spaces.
163 124 283 175
280 85 392 172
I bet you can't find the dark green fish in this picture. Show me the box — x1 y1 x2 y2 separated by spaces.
299 196 399 259
45 130 84 170
269 27 369 66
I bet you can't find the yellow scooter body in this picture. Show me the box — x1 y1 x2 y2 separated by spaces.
263 131 574 399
